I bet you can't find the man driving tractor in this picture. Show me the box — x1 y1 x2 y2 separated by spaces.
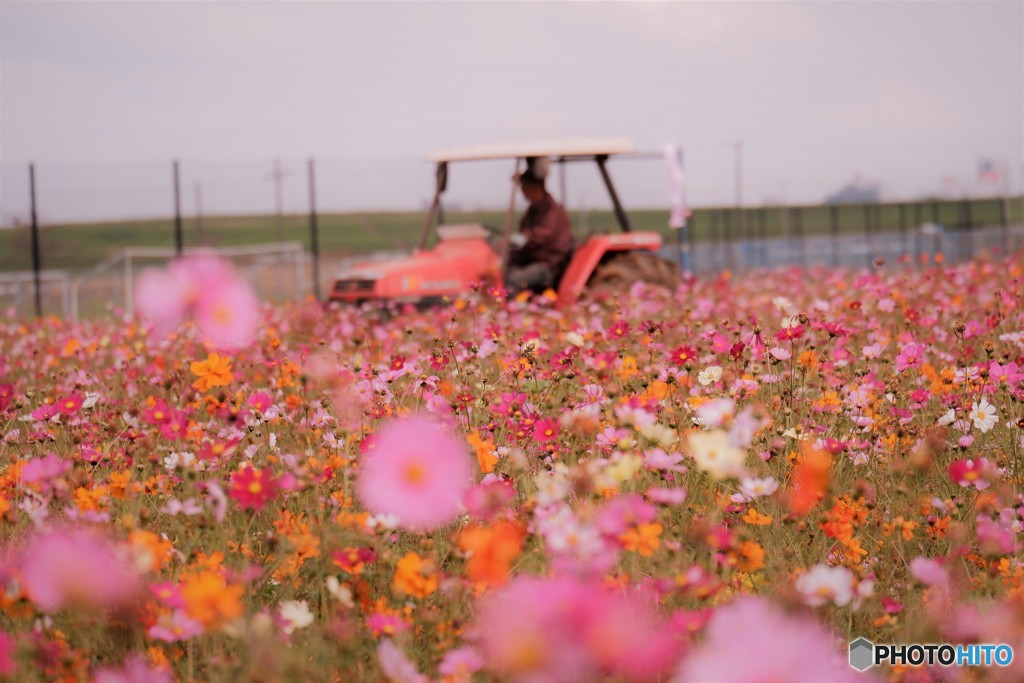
505 159 575 294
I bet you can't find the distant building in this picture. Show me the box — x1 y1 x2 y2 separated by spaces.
825 178 880 204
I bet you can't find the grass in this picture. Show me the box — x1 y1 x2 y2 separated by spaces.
1 197 1021 273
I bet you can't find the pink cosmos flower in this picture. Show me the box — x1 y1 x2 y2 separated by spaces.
909 556 949 587
193 275 262 350
646 487 688 505
596 494 658 537
463 479 516 521
377 639 429 683
56 393 83 416
0 629 14 677
357 415 472 531
94 656 172 683
439 646 484 680
367 612 411 637
147 609 204 642
19 527 141 612
948 457 996 490
135 254 260 349
134 267 189 337
894 342 926 372
0 384 15 413
476 576 678 683
672 597 871 683
19 453 71 485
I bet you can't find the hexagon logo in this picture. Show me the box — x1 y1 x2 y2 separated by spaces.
849 637 875 671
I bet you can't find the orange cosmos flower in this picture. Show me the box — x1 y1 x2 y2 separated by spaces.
392 553 439 598
457 520 526 587
190 352 234 392
786 445 832 516
619 522 663 557
181 570 244 630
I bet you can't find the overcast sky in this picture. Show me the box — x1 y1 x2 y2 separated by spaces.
1 0 1022 224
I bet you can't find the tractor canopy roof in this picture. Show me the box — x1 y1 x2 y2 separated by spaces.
428 137 636 163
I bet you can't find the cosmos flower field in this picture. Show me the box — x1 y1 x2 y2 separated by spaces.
1 253 1022 683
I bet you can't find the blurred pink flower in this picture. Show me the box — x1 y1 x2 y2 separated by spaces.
357 415 472 531
134 267 189 337
377 639 429 683
0 629 14 677
476 576 678 683
596 494 657 537
463 479 516 521
135 254 259 349
439 646 484 680
367 612 411 638
948 457 996 490
20 527 141 612
909 556 948 587
93 655 172 683
194 275 262 350
19 453 70 484
672 597 870 683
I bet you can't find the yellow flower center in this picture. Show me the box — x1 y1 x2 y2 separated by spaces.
403 461 427 485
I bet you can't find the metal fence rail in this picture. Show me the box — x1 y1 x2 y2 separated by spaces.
68 242 306 320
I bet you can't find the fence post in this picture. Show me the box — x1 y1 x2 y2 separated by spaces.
999 196 1009 254
308 158 321 300
898 203 908 262
829 205 839 267
794 206 806 268
124 250 133 314
173 159 183 255
29 163 42 318
862 204 873 268
961 199 973 261
758 208 767 267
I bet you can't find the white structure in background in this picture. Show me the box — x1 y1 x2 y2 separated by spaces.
69 242 307 320
0 270 71 317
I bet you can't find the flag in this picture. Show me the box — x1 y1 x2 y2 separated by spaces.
663 143 688 229
978 159 1003 185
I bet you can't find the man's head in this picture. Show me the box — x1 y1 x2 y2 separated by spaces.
518 168 546 202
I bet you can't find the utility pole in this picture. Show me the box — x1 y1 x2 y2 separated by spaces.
734 136 743 208
195 182 205 245
734 136 744 270
29 163 42 318
267 158 287 243
173 159 183 255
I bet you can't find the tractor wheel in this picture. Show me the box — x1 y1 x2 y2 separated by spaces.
586 251 680 298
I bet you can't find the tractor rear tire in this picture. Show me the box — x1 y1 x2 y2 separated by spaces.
586 251 680 298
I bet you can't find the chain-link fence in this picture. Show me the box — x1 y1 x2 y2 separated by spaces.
1 157 1021 318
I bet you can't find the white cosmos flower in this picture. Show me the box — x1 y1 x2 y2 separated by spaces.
969 399 998 433
687 430 747 481
738 476 779 500
697 366 723 386
795 564 854 608
279 600 315 634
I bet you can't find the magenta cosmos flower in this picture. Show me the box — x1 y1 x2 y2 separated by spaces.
357 415 473 531
673 597 873 683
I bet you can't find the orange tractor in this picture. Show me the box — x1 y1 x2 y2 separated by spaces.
327 139 679 306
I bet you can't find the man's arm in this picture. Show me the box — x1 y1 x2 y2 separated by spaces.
522 205 567 250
